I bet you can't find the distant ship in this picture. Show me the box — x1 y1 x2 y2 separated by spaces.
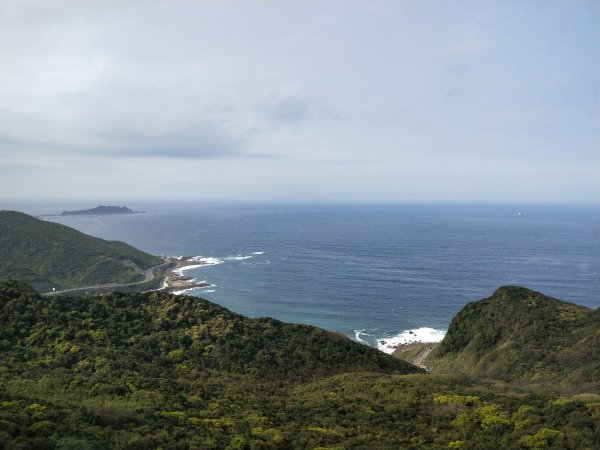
517 212 524 217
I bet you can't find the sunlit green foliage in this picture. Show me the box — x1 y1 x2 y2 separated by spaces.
0 281 599 448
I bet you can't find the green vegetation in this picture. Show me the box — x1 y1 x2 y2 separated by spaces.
393 342 433 363
0 211 162 292
1 280 599 448
1 210 598 447
429 286 600 393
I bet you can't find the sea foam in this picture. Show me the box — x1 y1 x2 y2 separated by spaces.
188 256 224 265
225 255 253 261
174 265 204 275
353 329 372 345
376 327 446 354
172 288 197 295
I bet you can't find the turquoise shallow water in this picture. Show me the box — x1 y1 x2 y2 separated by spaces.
26 202 600 350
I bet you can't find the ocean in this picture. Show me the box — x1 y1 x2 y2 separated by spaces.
23 202 600 352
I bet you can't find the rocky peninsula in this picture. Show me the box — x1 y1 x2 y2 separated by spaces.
160 256 214 293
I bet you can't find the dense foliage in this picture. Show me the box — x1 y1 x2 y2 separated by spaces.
430 286 600 393
0 211 162 291
1 281 599 449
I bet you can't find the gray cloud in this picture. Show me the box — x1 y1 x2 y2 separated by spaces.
268 96 311 123
0 1 598 203
89 121 246 159
0 117 248 161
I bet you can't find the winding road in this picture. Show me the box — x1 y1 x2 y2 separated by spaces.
43 259 172 296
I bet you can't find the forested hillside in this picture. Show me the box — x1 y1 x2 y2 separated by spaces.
0 211 162 292
1 281 599 449
430 286 600 393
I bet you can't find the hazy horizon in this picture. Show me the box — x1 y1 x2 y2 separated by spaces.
1 1 599 205
2 199 599 220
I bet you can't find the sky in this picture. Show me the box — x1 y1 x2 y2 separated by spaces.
0 0 599 204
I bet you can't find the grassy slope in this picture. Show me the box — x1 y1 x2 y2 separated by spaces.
429 286 600 393
0 281 598 449
0 211 162 291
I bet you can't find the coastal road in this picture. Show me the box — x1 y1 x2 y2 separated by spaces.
43 258 173 296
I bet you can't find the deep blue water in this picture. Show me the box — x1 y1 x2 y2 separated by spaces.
14 202 600 349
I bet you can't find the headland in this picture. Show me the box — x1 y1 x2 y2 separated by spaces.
159 256 216 293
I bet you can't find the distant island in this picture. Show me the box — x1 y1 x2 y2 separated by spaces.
61 205 135 216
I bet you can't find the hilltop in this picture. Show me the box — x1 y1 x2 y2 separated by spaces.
429 286 600 393
61 205 135 216
0 281 598 449
0 211 162 292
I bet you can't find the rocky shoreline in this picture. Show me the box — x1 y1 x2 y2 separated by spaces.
159 256 214 293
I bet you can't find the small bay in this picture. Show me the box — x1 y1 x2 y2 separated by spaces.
45 203 600 349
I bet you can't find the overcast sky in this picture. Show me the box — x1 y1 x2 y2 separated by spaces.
1 0 599 204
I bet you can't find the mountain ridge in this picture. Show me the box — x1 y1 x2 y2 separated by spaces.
0 210 162 292
1 213 599 447
429 285 600 392
1 280 599 448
